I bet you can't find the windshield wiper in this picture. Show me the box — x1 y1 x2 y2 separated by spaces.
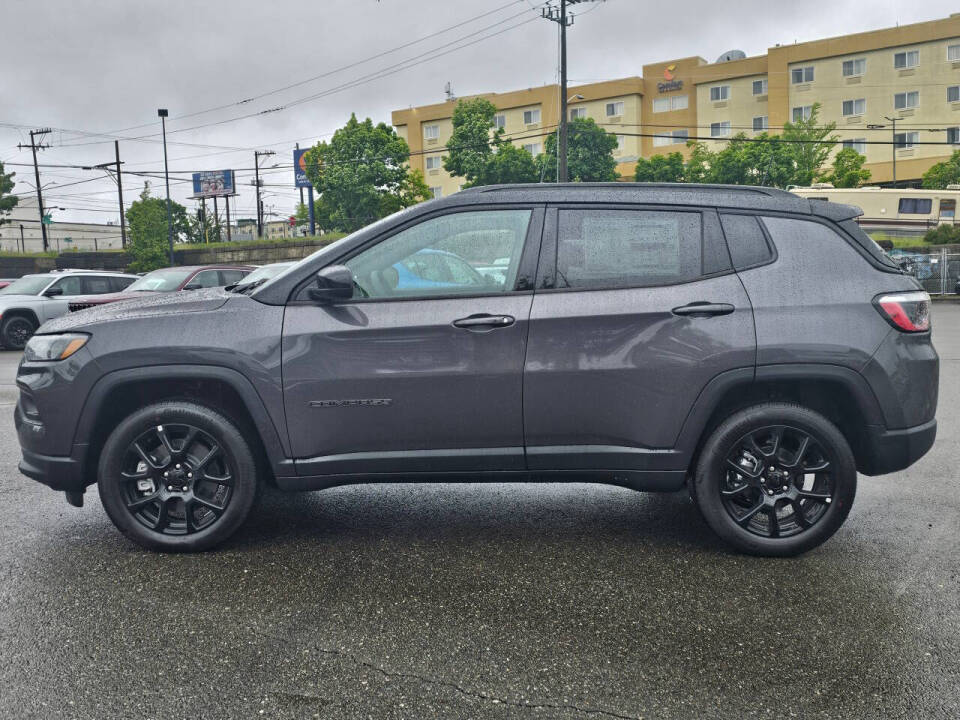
228 277 269 294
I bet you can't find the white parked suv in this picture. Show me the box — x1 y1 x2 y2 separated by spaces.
0 270 138 349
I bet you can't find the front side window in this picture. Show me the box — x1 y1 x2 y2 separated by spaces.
898 198 933 214
345 210 531 299
791 66 815 83
555 209 703 290
190 270 222 288
842 98 866 116
710 85 730 102
48 276 85 296
894 50 919 69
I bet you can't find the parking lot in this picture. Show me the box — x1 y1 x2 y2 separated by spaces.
0 307 957 720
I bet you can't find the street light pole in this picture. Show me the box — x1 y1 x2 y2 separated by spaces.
253 150 275 239
884 116 897 188
158 108 173 264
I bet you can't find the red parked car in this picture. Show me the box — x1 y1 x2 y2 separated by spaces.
68 265 254 312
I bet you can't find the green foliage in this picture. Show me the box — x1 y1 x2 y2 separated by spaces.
538 117 619 182
187 204 222 244
294 202 309 228
781 103 838 186
923 224 960 245
921 150 960 189
633 152 686 183
818 147 871 188
0 161 18 224
485 142 539 184
302 114 428 233
125 182 190 272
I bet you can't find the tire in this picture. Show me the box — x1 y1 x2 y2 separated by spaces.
693 403 856 557
1 315 37 351
97 401 258 552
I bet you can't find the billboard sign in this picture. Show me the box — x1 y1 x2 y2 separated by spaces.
294 148 313 188
191 170 235 198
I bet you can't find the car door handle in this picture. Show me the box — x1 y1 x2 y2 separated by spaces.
453 314 515 329
672 302 735 317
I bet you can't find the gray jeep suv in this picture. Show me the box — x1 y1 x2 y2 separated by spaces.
14 184 938 555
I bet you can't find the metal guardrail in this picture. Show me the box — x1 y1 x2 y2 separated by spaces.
890 248 960 295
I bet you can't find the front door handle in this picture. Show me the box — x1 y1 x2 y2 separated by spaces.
453 314 515 329
672 302 735 317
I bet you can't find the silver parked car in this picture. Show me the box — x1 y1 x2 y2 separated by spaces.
0 270 138 349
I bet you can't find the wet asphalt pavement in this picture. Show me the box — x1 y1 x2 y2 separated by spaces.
0 309 958 720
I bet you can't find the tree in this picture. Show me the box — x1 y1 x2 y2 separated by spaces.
187 204 221 244
782 103 838 186
303 114 429 233
634 152 686 183
125 182 190 272
538 117 619 182
294 202 309 231
0 162 18 225
818 147 872 188
922 150 960 189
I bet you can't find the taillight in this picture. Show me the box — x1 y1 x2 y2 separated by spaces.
874 291 931 332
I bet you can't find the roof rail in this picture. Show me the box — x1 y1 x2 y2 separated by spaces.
459 182 794 198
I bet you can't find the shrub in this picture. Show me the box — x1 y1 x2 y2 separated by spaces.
924 224 960 245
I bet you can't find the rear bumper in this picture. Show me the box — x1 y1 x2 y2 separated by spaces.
858 418 937 476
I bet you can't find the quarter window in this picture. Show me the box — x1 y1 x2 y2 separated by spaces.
720 214 773 269
345 210 531 299
555 209 703 290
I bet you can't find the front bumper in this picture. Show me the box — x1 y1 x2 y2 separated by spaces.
18 443 87 492
858 418 937 476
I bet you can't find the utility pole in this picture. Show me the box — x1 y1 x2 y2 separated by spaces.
254 150 274 238
19 224 25 253
225 195 232 242
18 129 51 251
886 116 897 188
82 140 127 248
158 109 173 264
541 1 601 183
213 196 220 242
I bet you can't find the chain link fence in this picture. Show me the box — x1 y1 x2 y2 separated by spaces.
890 249 960 295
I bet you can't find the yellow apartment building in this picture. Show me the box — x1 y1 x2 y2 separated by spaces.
392 13 960 197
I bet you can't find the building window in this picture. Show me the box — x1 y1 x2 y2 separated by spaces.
522 108 541 125
493 113 506 129
653 98 670 113
949 44 960 62
752 79 768 95
842 98 866 116
842 58 866 77
898 198 932 214
423 124 439 140
843 138 867 155
616 135 626 154
894 91 920 110
430 186 442 199
949 86 960 103
710 85 730 102
671 129 689 144
605 101 625 117
894 50 920 69
522 142 541 156
570 106 586 119
653 132 671 147
792 105 813 122
425 156 442 170
791 66 815 84
948 127 960 145
753 116 769 131
710 121 731 137
671 95 688 110
894 131 919 149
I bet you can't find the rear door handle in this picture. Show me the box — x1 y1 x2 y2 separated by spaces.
672 302 735 317
453 314 515 329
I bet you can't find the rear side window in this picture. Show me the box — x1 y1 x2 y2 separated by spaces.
720 213 773 269
556 209 703 289
82 276 114 295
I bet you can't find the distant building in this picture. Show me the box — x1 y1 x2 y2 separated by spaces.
393 13 960 196
0 196 125 253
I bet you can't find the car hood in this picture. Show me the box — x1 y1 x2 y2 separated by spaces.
38 287 233 334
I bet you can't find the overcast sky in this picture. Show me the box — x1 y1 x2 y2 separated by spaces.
2 0 958 224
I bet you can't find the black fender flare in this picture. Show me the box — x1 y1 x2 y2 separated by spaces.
73 364 293 479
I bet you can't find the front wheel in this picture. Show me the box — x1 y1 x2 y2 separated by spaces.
693 403 856 557
97 402 258 552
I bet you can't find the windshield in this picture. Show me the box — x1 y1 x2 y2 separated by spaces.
0 275 52 295
126 268 194 292
240 263 294 285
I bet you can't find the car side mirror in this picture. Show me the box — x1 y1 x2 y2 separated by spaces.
43 287 63 297
308 265 354 304
182 283 202 291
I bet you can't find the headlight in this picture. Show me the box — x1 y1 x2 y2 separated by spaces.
23 333 89 362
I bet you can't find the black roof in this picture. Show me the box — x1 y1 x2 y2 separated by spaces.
448 182 861 220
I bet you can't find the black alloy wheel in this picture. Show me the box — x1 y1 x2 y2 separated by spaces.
98 402 258 552
693 403 856 556
2 316 35 350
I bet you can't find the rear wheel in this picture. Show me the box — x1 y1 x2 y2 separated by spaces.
1 315 36 350
97 402 258 552
693 403 856 556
